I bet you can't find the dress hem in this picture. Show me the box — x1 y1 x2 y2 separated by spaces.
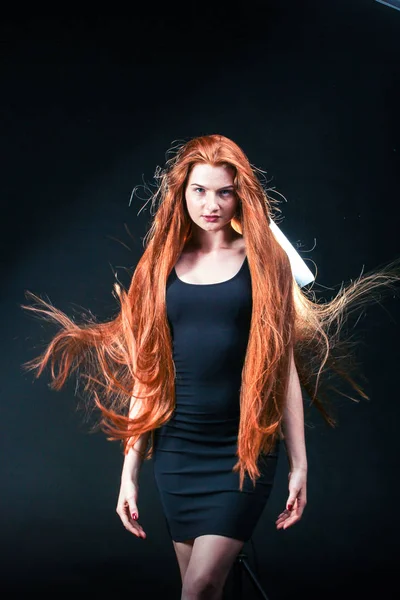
170 529 249 543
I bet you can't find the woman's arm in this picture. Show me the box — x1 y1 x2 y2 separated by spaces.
121 382 151 484
275 347 308 530
281 347 308 472
121 430 151 484
116 381 150 539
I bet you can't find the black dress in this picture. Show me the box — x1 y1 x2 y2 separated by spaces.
153 255 280 543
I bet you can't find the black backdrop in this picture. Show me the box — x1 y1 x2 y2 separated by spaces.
2 2 400 598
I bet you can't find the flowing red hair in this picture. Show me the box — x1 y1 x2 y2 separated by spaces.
21 134 400 491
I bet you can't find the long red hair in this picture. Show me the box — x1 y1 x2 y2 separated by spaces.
21 134 400 491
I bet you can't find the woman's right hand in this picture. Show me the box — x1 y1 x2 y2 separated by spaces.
116 479 147 539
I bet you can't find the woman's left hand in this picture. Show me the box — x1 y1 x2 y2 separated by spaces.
275 467 307 530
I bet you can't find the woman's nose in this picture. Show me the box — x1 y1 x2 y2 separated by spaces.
204 193 219 210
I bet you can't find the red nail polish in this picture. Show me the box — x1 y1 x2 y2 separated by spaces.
132 513 137 520
288 504 293 510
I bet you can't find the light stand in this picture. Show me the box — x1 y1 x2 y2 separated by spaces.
231 550 270 600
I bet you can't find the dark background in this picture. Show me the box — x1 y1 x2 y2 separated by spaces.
2 1 400 598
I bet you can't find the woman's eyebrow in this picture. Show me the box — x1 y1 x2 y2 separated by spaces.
190 183 235 190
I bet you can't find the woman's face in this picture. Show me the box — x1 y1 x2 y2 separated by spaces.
184 163 239 233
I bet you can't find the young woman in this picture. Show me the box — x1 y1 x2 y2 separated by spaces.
22 134 400 600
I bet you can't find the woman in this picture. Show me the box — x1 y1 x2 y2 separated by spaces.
22 134 400 600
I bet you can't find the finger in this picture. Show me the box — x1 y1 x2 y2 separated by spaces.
117 504 146 538
276 505 306 529
285 497 296 512
281 514 301 529
275 504 300 526
277 508 291 518
277 515 296 529
275 512 289 523
276 506 293 520
275 513 291 526
123 497 139 522
126 523 147 538
121 516 147 538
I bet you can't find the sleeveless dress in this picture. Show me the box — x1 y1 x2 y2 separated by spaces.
152 255 280 543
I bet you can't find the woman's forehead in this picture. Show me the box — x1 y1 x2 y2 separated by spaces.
188 163 235 186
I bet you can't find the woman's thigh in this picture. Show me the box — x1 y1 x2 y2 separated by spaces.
183 534 244 595
173 538 195 583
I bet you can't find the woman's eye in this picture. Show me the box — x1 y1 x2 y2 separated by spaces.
192 187 233 196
